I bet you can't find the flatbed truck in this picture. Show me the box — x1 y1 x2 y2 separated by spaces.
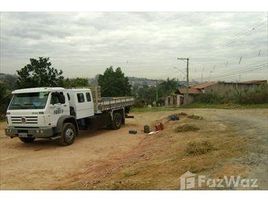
5 87 134 145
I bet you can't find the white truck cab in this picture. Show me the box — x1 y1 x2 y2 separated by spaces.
5 87 134 145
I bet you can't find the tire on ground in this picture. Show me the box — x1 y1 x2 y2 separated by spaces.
19 137 35 143
59 122 77 146
111 112 122 130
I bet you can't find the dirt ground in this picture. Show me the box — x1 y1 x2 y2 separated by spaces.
0 108 267 190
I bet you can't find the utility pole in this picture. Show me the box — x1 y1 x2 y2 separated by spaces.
177 57 189 104
155 80 159 104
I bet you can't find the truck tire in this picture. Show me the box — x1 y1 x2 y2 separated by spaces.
59 123 76 146
111 112 122 130
19 137 35 143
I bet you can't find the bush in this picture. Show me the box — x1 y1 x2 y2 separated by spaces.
235 85 268 104
0 83 11 119
195 93 223 104
193 85 268 105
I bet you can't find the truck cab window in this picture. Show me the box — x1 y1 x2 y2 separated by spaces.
77 93 85 103
51 92 65 104
67 93 70 101
86 92 91 102
59 92 65 104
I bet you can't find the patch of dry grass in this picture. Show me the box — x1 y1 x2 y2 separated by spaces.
185 140 216 156
175 124 200 132
187 114 204 120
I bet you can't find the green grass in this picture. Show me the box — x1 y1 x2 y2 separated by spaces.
181 103 268 109
132 107 179 113
132 103 268 112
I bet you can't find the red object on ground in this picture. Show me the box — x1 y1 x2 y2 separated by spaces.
159 122 164 130
155 122 164 131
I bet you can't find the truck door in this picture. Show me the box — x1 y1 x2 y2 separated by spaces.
49 92 69 127
75 92 94 119
85 91 94 116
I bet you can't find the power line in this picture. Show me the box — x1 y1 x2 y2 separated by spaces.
190 17 268 74
207 62 267 78
221 21 266 48
204 63 268 80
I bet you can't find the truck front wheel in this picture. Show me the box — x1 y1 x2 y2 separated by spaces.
59 123 76 146
19 137 35 143
111 112 122 130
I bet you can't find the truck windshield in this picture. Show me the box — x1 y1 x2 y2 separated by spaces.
8 92 49 110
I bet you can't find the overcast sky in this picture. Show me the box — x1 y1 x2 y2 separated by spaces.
0 12 267 82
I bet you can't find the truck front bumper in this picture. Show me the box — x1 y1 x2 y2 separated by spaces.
5 126 54 138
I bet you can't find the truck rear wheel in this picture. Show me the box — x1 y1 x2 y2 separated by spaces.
19 137 35 143
59 123 76 146
111 112 122 130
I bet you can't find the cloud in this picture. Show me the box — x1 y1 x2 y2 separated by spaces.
0 12 267 81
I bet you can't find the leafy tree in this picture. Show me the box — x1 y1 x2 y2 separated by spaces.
0 82 7 101
63 78 89 88
0 82 11 119
98 66 131 96
157 78 178 98
16 57 64 88
131 78 179 106
0 73 17 90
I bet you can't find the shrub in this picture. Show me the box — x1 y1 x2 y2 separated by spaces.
193 85 268 105
235 85 268 104
194 93 223 104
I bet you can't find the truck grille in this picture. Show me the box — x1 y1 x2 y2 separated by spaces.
11 116 38 124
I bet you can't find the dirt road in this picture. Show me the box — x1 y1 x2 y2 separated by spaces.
0 109 267 189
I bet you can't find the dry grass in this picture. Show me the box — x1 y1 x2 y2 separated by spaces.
55 111 250 190
175 124 200 132
187 114 204 120
185 140 215 156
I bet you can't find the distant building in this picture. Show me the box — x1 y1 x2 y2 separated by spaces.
165 80 267 106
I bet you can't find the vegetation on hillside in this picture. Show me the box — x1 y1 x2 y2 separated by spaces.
63 77 89 88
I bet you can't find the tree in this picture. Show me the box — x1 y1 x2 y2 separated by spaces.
16 57 64 88
63 78 89 88
0 82 7 101
157 78 178 98
98 66 131 97
0 73 17 90
0 82 10 119
131 78 179 106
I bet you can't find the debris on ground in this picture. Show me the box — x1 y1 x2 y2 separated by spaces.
129 130 137 134
185 140 215 155
178 112 188 116
175 124 200 132
144 125 150 133
168 112 189 121
155 122 164 131
168 114 180 121
187 114 203 120
148 131 160 135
